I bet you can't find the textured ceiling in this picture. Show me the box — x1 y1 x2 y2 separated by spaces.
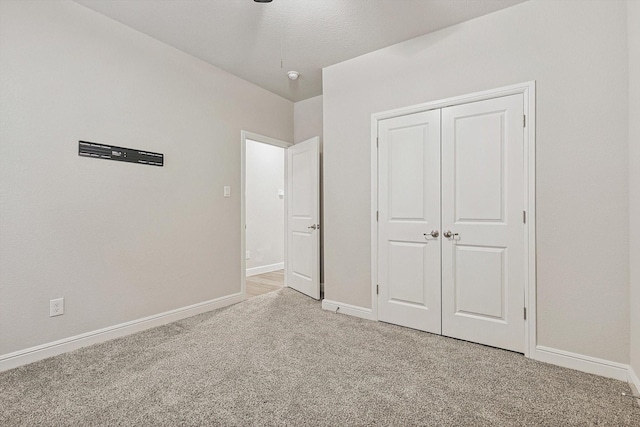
73 0 526 102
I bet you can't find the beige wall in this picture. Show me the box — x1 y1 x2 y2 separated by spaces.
628 0 640 379
0 0 292 356
294 95 323 144
323 0 630 363
245 140 285 271
293 95 324 283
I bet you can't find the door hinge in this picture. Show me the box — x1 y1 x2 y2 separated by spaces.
376 137 379 148
523 211 526 224
376 211 379 222
377 284 379 295
524 307 527 320
523 115 526 127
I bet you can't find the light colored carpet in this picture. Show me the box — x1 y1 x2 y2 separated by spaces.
1 288 639 426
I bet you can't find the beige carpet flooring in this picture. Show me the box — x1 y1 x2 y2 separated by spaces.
1 288 639 426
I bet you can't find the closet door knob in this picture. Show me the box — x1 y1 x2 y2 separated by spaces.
443 230 459 239
424 230 439 239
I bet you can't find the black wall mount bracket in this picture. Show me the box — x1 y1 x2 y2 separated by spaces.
78 141 163 167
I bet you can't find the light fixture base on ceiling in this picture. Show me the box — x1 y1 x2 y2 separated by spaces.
287 71 300 81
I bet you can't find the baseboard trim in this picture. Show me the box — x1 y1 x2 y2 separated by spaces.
532 345 629 382
321 299 375 321
0 292 245 373
246 262 284 277
629 365 640 394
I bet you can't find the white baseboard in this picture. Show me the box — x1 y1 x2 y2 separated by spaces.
0 292 245 373
629 365 640 394
321 299 375 321
532 345 629 382
246 262 284 277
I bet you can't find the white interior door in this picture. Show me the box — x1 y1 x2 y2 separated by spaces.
441 94 525 353
286 137 320 299
378 110 442 334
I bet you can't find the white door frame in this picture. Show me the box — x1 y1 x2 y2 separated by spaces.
370 81 536 357
240 131 293 298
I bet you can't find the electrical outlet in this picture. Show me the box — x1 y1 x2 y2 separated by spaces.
50 298 64 317
224 186 231 198
246 251 250 260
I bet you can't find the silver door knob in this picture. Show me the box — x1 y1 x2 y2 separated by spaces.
424 230 439 238
308 224 317 230
443 230 459 239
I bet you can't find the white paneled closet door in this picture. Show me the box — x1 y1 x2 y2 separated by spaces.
441 94 525 353
376 93 526 353
378 110 442 334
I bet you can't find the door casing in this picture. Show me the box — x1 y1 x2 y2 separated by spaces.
370 82 536 357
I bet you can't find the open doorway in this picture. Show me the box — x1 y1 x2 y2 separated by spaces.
240 131 292 299
241 131 321 301
245 139 286 298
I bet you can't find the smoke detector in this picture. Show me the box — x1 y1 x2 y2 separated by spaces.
287 71 300 81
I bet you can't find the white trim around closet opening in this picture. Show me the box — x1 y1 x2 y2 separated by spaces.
370 81 537 358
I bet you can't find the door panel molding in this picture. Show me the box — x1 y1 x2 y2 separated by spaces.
453 244 507 321
371 81 536 357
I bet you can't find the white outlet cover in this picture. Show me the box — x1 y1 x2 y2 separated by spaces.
246 251 250 260
224 186 231 198
50 298 64 317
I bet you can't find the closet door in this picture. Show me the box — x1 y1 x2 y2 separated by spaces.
378 110 442 334
441 94 525 353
